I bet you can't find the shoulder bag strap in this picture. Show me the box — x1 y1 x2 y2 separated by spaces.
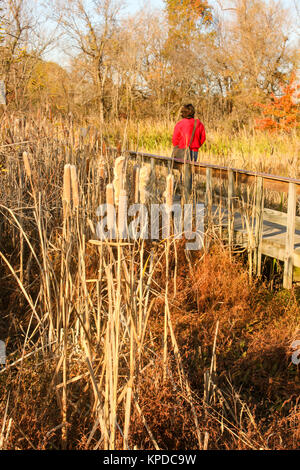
188 118 198 148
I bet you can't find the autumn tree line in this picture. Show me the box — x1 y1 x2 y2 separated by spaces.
0 0 299 131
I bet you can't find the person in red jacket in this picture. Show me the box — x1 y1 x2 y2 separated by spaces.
172 104 206 161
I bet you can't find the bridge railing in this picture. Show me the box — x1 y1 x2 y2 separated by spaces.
126 149 300 195
121 149 300 288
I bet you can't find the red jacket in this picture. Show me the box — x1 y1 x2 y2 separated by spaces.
172 118 206 151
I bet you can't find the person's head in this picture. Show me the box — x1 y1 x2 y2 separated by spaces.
180 104 195 119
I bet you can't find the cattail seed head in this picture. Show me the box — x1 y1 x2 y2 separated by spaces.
99 157 105 179
23 152 32 180
166 174 174 208
63 164 71 205
70 165 79 208
106 183 114 206
118 189 128 239
106 184 115 230
113 156 125 205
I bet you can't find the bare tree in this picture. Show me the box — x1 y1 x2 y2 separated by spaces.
54 0 124 122
0 0 59 109
201 0 298 125
48 0 299 124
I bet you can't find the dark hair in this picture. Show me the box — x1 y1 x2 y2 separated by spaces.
180 104 195 119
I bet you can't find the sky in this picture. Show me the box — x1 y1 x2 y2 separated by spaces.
125 0 298 13
126 0 163 11
43 0 164 63
43 0 299 64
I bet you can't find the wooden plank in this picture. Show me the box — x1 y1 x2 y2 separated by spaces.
261 241 300 268
294 266 300 283
263 208 300 231
204 204 300 263
233 235 300 269
283 183 297 288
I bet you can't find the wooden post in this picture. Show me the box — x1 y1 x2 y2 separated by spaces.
133 164 140 203
150 157 155 173
205 168 212 216
185 164 192 202
205 168 212 249
253 176 264 276
150 157 156 197
183 160 192 203
218 172 223 240
166 174 174 238
283 182 296 289
228 169 234 249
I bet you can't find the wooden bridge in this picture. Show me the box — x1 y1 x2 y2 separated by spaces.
124 149 300 289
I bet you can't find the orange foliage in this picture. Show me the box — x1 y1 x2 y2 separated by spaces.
165 0 212 34
255 73 300 133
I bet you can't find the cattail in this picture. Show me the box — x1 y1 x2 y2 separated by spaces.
63 164 71 206
116 141 122 157
14 118 19 136
166 174 174 209
99 157 105 179
139 165 151 204
99 157 106 191
23 152 32 180
106 183 115 231
118 189 128 239
106 183 114 205
87 218 95 234
113 156 125 205
70 165 79 208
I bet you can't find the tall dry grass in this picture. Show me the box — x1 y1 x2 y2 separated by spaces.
79 117 300 178
0 112 298 450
